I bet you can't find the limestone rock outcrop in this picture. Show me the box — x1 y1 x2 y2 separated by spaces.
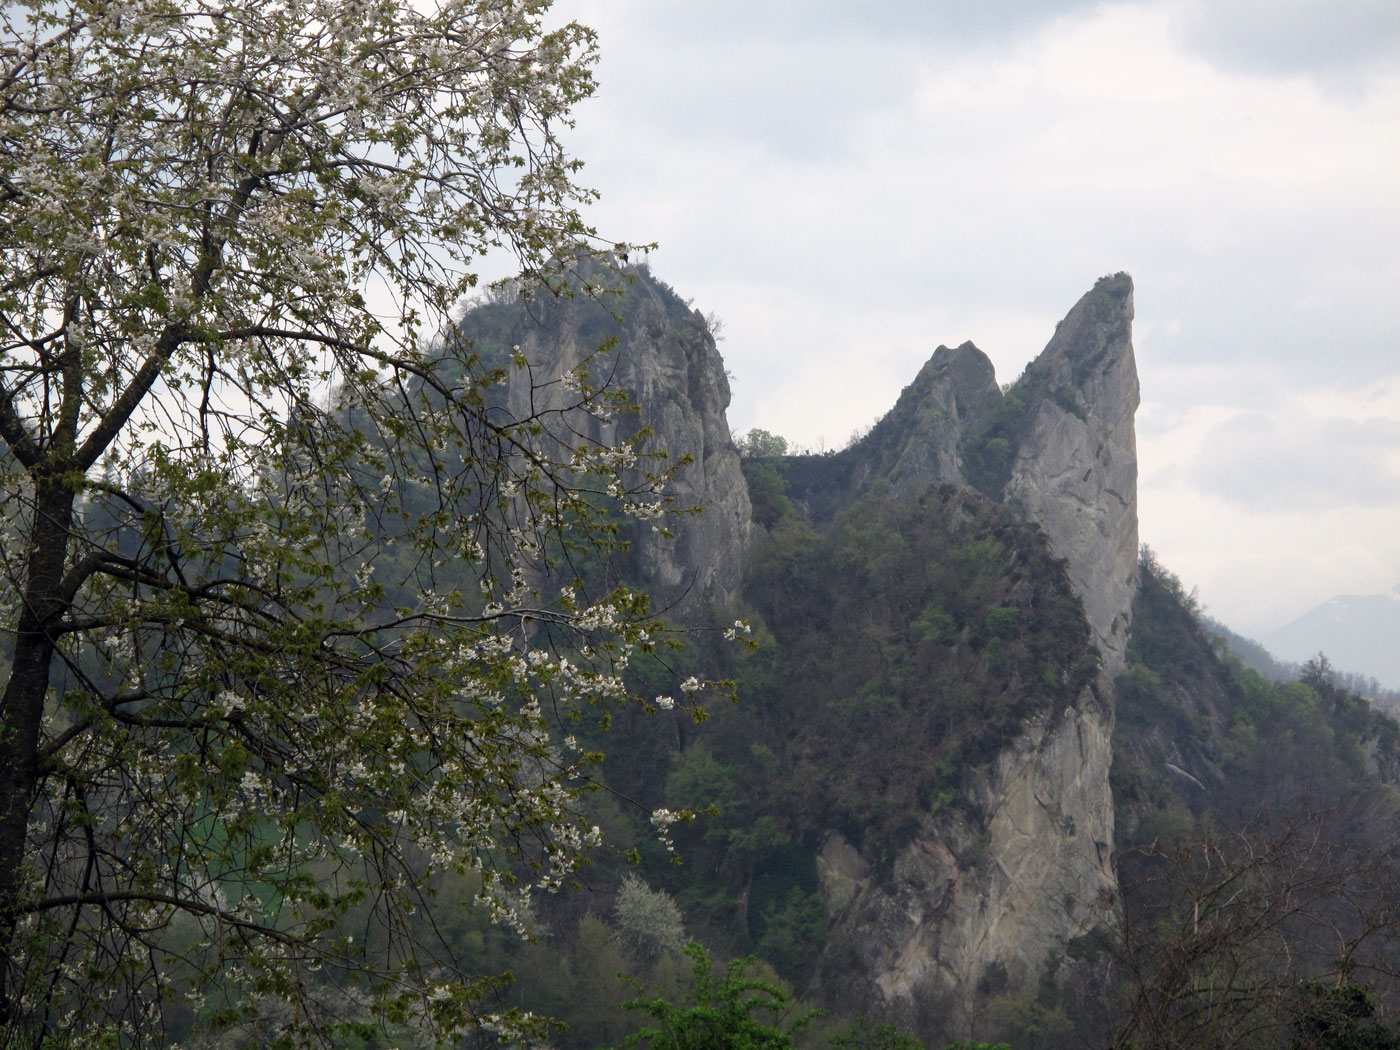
853 341 1003 494
818 698 1116 1026
462 263 752 617
842 274 1140 670
809 274 1139 1020
1003 274 1140 674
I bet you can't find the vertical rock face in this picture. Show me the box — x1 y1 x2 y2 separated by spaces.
820 699 1115 1023
462 264 752 617
1003 274 1140 675
840 273 1139 674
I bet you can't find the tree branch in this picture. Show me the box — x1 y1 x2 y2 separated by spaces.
21 889 298 945
0 376 42 468
72 322 187 472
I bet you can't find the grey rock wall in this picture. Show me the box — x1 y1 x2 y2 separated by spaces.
473 264 751 618
854 273 1139 669
853 341 1003 494
813 274 1139 1024
819 696 1117 1028
1004 273 1140 675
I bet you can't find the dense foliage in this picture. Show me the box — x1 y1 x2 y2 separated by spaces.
0 2 692 1046
595 468 1101 999
727 480 1098 853
1065 550 1400 1050
608 943 818 1050
1115 548 1400 831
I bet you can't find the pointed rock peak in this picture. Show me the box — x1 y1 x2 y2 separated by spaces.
1094 270 1133 301
927 341 1000 418
958 276 1138 499
844 340 1003 497
1001 272 1140 675
1035 272 1135 383
465 259 751 618
901 340 999 415
935 338 988 361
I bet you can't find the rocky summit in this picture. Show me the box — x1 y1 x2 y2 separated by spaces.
1002 274 1140 677
800 274 1137 1017
458 261 752 618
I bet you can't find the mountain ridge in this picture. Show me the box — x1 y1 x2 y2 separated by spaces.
464 260 1400 1048
486 262 1139 1022
1263 583 1400 690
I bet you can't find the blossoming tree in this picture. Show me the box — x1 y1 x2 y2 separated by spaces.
0 0 685 1044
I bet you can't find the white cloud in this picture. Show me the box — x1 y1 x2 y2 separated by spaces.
1185 409 1400 508
1141 481 1400 634
1139 374 1400 631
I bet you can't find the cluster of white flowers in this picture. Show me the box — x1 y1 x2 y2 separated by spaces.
649 807 682 853
576 600 621 631
624 497 668 520
559 366 586 393
595 446 638 472
212 691 246 716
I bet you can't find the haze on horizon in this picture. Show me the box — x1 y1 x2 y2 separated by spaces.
561 0 1400 641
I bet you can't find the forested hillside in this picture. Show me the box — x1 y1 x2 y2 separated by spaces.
448 267 1400 1050
442 438 1400 1050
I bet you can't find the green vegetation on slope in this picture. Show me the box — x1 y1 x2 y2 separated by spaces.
626 470 1101 993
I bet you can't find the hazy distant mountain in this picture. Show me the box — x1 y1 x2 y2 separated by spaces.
1263 584 1400 690
1203 616 1400 705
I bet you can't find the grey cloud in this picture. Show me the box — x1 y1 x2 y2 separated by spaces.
1173 0 1400 78
634 1 1105 46
1142 294 1400 388
1187 410 1400 509
592 0 1111 160
589 29 914 162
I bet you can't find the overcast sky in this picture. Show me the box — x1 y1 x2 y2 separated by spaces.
560 0 1400 638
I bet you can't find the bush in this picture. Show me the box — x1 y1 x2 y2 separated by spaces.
607 943 817 1050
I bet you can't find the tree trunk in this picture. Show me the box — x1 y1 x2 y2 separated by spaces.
0 474 76 1030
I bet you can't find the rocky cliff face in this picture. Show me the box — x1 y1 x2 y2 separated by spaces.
461 263 751 617
818 697 1116 1028
1002 274 1140 675
475 264 1141 1031
849 273 1140 669
850 341 1003 494
810 274 1138 1021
